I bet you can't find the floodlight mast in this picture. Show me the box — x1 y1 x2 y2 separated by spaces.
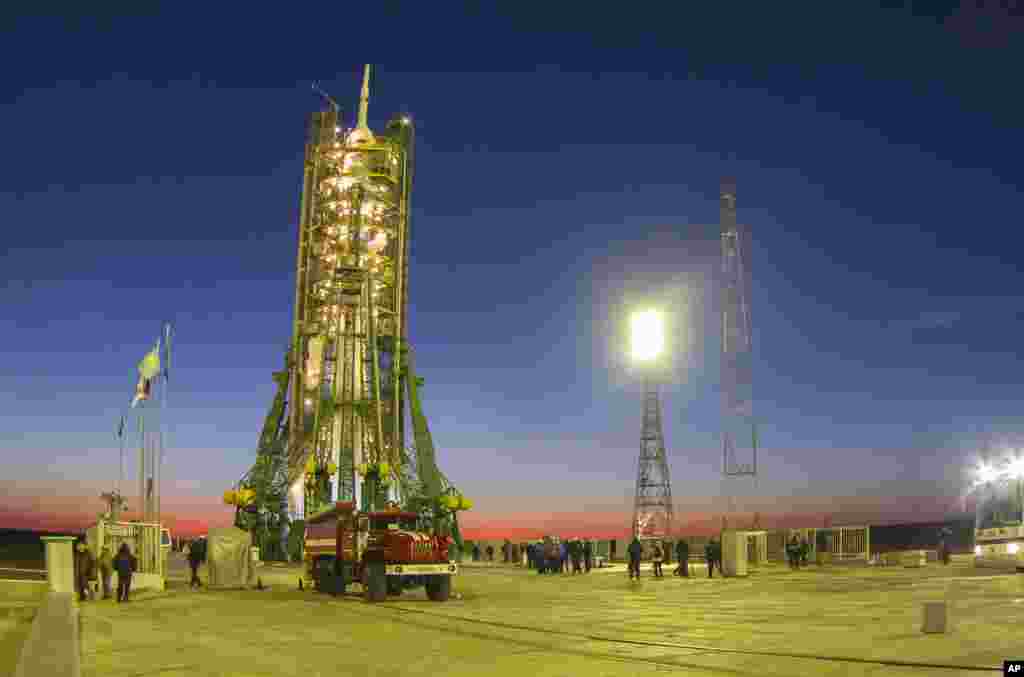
630 309 674 541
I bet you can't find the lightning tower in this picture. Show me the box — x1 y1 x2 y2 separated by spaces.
720 177 758 527
631 311 674 540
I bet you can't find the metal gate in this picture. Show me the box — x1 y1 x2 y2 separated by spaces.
818 526 870 561
87 520 166 577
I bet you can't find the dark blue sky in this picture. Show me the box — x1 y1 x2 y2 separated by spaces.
2 3 1023 529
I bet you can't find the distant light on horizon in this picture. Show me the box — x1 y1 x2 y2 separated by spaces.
630 310 664 363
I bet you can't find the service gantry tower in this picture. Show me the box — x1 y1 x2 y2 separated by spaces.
286 65 415 518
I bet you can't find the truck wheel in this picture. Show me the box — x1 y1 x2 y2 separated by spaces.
426 575 451 602
365 562 386 602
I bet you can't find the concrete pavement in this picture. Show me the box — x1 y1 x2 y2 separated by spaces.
70 554 1024 676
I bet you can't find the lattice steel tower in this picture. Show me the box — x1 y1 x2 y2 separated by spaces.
720 177 758 526
633 375 674 539
630 308 674 540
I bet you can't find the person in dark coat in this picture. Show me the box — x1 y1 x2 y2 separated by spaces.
674 539 690 577
569 540 582 574
527 543 535 570
97 545 114 599
787 535 800 569
705 539 719 578
75 541 95 601
113 543 137 602
583 540 593 573
486 544 494 562
799 537 810 567
627 537 642 579
188 538 204 588
544 540 558 574
651 542 664 578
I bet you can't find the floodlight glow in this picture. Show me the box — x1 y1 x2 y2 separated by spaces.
977 464 998 484
1009 457 1024 479
630 310 664 362
1009 543 1020 555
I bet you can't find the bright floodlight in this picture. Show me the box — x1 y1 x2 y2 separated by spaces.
977 463 998 484
1009 457 1024 479
631 310 665 363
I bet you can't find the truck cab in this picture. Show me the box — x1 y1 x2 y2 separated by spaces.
304 501 457 602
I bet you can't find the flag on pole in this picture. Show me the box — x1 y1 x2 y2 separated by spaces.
139 339 161 380
130 339 162 408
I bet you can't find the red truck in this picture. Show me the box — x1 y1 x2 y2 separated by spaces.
303 501 457 602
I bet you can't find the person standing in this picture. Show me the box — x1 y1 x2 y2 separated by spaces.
486 544 494 562
74 541 95 602
628 537 642 580
651 542 664 578
787 535 800 570
800 537 810 567
570 540 582 574
674 539 690 577
188 539 204 589
113 543 137 602
97 545 114 600
583 539 593 573
705 539 718 578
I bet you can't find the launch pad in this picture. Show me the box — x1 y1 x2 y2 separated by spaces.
67 552 1021 676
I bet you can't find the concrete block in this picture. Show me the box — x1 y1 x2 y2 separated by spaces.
922 601 952 634
14 592 79 677
41 536 75 594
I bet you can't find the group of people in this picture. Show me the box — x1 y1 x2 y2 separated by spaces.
786 535 811 569
74 540 138 603
470 543 495 562
625 537 723 579
525 538 596 574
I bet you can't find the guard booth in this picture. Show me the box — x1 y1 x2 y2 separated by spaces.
721 530 749 577
745 531 768 566
86 520 170 592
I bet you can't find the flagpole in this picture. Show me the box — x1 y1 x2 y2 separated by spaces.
158 321 171 527
118 415 125 500
139 406 146 523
